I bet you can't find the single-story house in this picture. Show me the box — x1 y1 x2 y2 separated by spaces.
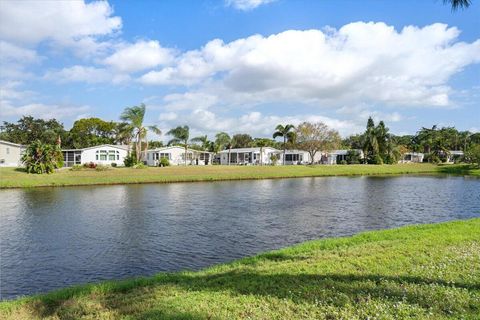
446 150 464 163
280 149 316 165
0 140 25 167
324 149 365 165
219 147 280 165
146 146 212 166
399 152 425 163
62 144 129 167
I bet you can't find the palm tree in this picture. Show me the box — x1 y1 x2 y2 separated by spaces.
273 124 295 165
191 135 211 150
253 138 270 165
115 122 134 146
445 0 471 10
120 103 161 163
167 125 190 165
215 132 232 165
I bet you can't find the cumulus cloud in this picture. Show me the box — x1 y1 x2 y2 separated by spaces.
44 66 130 84
226 0 277 11
139 22 480 109
0 101 90 120
103 40 174 73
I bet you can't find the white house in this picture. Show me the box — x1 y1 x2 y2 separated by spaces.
219 147 280 165
324 150 364 165
280 149 315 165
146 146 212 166
399 152 425 163
62 144 129 167
446 150 464 163
0 140 25 167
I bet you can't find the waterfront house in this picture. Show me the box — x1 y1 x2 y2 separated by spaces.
62 144 129 167
399 152 425 163
146 146 212 166
324 150 364 165
0 140 25 167
446 150 464 163
219 147 280 165
280 149 316 165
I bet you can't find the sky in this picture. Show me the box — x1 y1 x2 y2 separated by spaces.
0 0 479 141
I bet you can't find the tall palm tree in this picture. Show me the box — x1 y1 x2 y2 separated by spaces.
445 0 471 10
254 138 270 165
167 125 190 165
191 135 211 150
215 132 232 165
120 103 161 163
115 122 134 146
273 124 295 165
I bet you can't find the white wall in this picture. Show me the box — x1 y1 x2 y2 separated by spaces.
0 142 24 167
81 146 128 166
147 147 211 166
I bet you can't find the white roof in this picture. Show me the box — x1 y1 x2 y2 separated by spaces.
219 147 279 153
449 150 464 155
329 149 363 155
62 144 129 152
0 140 25 148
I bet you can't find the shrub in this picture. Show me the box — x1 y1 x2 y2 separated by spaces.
270 154 279 165
70 164 83 171
124 151 138 167
133 163 146 169
111 163 118 167
84 162 97 169
159 157 170 167
345 150 361 164
339 160 347 165
21 141 63 174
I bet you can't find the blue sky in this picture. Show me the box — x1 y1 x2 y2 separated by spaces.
0 0 479 140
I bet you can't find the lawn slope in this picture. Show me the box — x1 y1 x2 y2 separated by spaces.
0 163 467 188
1 219 479 319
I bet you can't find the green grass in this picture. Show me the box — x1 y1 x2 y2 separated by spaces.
1 219 479 319
2 163 474 189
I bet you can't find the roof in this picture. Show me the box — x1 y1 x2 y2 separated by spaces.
449 150 464 155
62 144 129 152
0 140 25 148
329 149 363 155
219 147 280 153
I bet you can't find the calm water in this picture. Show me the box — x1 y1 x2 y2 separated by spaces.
1 176 479 299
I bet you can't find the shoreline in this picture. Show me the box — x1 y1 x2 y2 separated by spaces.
1 218 479 318
1 163 477 189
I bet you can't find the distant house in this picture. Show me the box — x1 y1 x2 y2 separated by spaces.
146 146 212 166
399 152 425 163
280 150 318 165
324 150 364 165
219 147 280 165
0 140 25 167
446 150 464 163
62 145 129 167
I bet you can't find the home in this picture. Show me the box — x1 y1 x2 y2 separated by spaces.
324 149 364 165
280 149 315 165
0 140 25 167
446 150 464 163
219 147 280 165
399 152 425 163
146 146 212 166
62 144 129 167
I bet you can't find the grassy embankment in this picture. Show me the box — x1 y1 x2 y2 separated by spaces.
1 163 477 188
1 218 479 319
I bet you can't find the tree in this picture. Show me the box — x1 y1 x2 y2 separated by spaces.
215 132 232 165
68 117 116 149
21 140 63 174
191 135 211 151
466 145 480 167
445 0 471 10
114 122 134 146
273 124 296 165
231 134 253 148
363 117 379 164
120 103 161 163
167 125 190 165
0 116 67 146
253 138 272 165
296 122 340 164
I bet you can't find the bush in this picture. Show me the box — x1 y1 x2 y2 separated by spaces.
111 163 118 167
339 160 347 165
70 164 83 171
124 151 138 167
84 162 97 169
133 163 146 169
270 154 279 165
159 157 170 167
21 141 63 174
345 150 361 164
95 165 109 171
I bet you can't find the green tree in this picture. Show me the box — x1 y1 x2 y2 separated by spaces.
191 135 211 151
0 116 67 146
273 124 296 165
363 117 379 164
120 103 161 163
167 125 190 165
296 122 340 164
114 122 134 146
445 0 471 10
68 117 116 148
231 133 253 148
21 140 63 174
215 132 232 165
253 138 272 165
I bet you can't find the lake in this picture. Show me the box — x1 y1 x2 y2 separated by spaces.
0 175 479 299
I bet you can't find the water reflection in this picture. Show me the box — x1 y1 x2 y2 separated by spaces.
0 175 479 299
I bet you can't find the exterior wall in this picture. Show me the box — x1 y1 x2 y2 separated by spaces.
399 153 424 163
0 141 24 167
80 146 128 166
219 148 279 165
281 150 311 165
147 147 211 166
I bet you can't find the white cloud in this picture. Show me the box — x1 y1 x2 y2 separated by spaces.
226 0 276 11
0 1 121 46
139 22 480 109
103 40 174 73
0 101 90 120
44 66 130 84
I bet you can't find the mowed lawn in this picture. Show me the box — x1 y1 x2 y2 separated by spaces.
0 163 468 188
1 219 479 319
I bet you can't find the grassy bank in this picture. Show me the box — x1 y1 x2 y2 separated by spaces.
1 163 474 189
1 219 479 319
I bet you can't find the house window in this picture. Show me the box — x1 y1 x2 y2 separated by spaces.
108 151 116 161
159 153 170 159
96 150 108 161
285 154 300 162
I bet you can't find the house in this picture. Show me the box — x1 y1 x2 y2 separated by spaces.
280 150 316 165
399 152 425 163
62 144 129 167
446 150 464 163
0 140 25 167
146 146 212 166
219 147 280 165
324 150 364 165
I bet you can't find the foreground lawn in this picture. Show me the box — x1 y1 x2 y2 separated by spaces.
0 163 466 188
1 219 479 319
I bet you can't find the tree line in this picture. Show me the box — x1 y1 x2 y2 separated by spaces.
2 104 480 169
